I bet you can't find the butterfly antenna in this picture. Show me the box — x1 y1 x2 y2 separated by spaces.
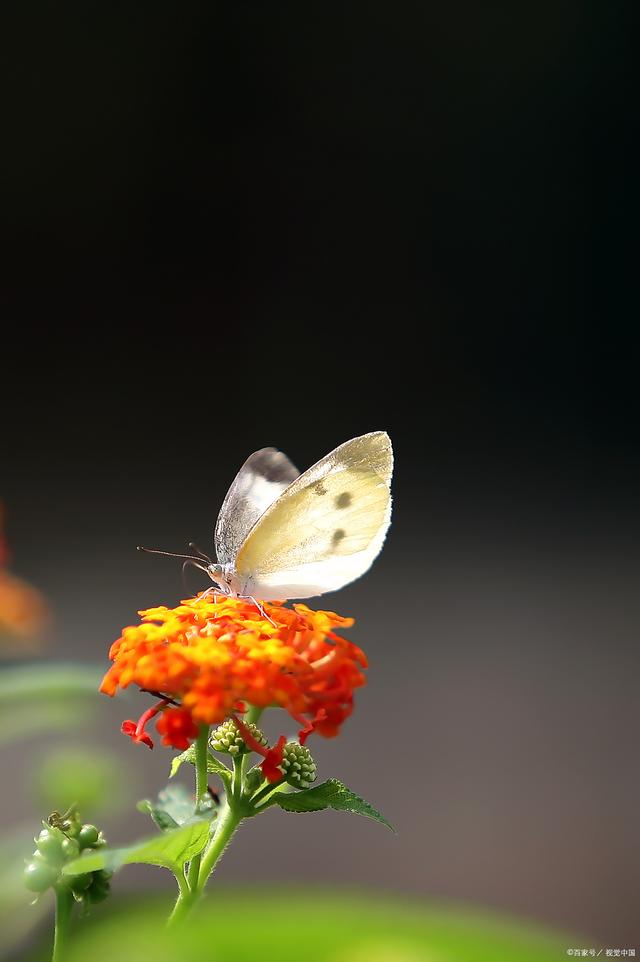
137 546 209 573
188 542 213 564
181 559 202 593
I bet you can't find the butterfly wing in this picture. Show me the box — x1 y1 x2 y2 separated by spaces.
233 431 393 599
214 447 300 565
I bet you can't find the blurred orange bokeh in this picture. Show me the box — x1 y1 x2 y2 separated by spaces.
0 502 49 651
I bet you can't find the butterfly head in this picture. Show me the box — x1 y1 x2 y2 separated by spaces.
207 562 246 599
205 562 226 588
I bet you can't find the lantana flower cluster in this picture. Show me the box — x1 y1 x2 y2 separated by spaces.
101 595 367 754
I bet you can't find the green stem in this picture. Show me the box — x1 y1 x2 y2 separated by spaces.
245 704 264 726
240 704 264 783
194 724 210 800
176 867 190 899
167 803 242 927
187 725 210 891
232 756 244 803
251 776 287 808
52 887 73 962
196 802 242 893
168 708 263 926
167 880 197 928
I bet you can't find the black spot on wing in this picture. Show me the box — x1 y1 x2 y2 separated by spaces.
332 529 346 545
335 492 352 508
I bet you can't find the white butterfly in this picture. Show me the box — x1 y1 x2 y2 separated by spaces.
140 431 393 603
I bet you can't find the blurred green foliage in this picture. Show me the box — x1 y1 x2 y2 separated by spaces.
24 892 569 962
0 665 101 746
31 747 131 818
0 662 133 958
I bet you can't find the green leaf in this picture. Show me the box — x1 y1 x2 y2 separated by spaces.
272 779 395 831
137 783 215 830
157 784 197 825
136 800 179 832
63 820 211 876
170 747 231 786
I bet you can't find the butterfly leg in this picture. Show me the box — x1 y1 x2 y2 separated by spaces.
182 559 219 598
241 595 277 627
198 585 230 603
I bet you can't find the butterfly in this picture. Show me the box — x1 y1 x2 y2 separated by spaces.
140 431 393 604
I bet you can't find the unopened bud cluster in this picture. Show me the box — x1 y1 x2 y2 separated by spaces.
280 742 317 789
24 810 111 905
210 718 267 755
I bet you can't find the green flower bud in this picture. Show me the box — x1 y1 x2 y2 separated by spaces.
78 825 99 849
26 810 108 904
280 742 317 789
244 767 265 794
61 837 80 860
210 718 267 756
24 861 58 893
35 829 64 864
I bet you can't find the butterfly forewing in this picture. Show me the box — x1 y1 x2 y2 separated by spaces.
214 447 299 565
233 432 392 598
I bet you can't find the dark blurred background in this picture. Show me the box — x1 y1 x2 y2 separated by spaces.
1 0 637 950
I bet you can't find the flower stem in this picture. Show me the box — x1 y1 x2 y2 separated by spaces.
251 776 286 808
196 802 242 893
52 887 73 962
240 703 263 783
186 724 209 891
168 709 262 926
232 756 244 802
167 802 242 927
194 723 210 801
167 881 197 928
245 704 264 726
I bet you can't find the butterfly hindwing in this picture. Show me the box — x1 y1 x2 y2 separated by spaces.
214 447 300 565
233 432 392 598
